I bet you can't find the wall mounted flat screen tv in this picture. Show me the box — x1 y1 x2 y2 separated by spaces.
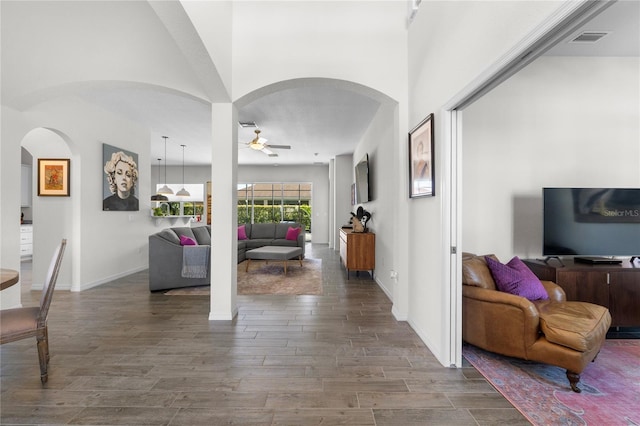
543 188 640 257
355 154 370 203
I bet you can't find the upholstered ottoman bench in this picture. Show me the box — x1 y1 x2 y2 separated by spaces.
537 300 611 392
245 246 304 275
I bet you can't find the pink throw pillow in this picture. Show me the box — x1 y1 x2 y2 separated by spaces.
180 235 197 246
238 225 248 240
286 226 301 241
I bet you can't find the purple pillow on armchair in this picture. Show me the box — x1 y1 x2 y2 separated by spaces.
485 256 548 301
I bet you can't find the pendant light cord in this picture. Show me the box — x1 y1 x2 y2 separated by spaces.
181 145 185 187
163 136 168 185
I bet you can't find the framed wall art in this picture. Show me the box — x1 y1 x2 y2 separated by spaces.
37 158 70 196
102 143 139 211
408 113 435 198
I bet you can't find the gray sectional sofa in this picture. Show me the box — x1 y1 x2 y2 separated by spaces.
148 222 305 292
149 225 212 292
237 222 305 262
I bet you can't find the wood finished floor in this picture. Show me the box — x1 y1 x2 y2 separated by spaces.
1 245 529 425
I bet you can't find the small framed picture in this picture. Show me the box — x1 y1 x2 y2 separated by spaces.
37 158 70 196
409 113 435 198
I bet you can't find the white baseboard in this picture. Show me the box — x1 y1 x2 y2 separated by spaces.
73 266 148 292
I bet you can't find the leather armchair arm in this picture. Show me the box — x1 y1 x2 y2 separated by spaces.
463 285 539 312
462 285 541 358
540 280 566 302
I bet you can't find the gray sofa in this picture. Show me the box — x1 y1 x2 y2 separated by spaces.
149 226 211 292
238 222 305 262
148 222 305 292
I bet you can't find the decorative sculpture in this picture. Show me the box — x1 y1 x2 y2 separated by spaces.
350 213 365 232
350 206 372 233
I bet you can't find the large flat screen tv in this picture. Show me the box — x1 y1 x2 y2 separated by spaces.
543 188 640 257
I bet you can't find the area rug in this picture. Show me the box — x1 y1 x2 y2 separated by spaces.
463 340 640 425
164 258 323 296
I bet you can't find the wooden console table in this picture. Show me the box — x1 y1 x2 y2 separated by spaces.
339 228 375 280
523 258 640 327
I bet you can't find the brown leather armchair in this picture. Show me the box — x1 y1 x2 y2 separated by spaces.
462 252 611 392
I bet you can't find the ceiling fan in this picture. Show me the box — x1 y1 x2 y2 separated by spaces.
244 129 291 157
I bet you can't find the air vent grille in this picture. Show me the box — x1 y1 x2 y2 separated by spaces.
238 121 257 128
570 31 611 43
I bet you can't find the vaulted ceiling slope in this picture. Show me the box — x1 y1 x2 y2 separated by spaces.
2 0 387 167
3 1 637 166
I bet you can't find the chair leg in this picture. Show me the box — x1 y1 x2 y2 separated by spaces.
566 370 581 393
44 326 50 363
36 328 49 384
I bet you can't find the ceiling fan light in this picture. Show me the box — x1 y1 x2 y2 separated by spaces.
157 184 174 195
176 187 190 197
250 142 264 150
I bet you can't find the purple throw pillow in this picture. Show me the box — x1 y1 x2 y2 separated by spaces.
179 235 197 246
286 226 301 241
485 256 548 301
238 225 248 240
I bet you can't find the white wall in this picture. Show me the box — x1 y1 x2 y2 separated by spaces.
407 1 563 364
462 56 640 260
1 107 32 309
28 97 157 291
231 1 407 101
353 102 397 298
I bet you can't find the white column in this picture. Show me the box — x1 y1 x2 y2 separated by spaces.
209 103 238 320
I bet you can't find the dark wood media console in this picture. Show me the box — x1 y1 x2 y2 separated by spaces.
523 258 640 328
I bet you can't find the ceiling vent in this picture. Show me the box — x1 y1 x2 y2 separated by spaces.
238 121 257 128
569 31 611 43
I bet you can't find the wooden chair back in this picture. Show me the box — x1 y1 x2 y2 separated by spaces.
37 239 67 326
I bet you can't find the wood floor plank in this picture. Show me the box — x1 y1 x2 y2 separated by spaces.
0 244 526 425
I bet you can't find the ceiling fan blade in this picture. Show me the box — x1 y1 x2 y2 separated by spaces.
262 147 275 156
266 144 291 150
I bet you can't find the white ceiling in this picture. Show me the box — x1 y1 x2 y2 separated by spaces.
236 85 381 166
79 0 638 167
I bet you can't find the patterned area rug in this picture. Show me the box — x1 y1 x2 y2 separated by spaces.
164 258 323 296
463 340 640 425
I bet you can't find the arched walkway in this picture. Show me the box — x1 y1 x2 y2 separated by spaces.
20 128 75 292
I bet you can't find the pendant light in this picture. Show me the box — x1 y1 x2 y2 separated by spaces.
150 158 168 201
176 144 190 197
157 136 174 195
